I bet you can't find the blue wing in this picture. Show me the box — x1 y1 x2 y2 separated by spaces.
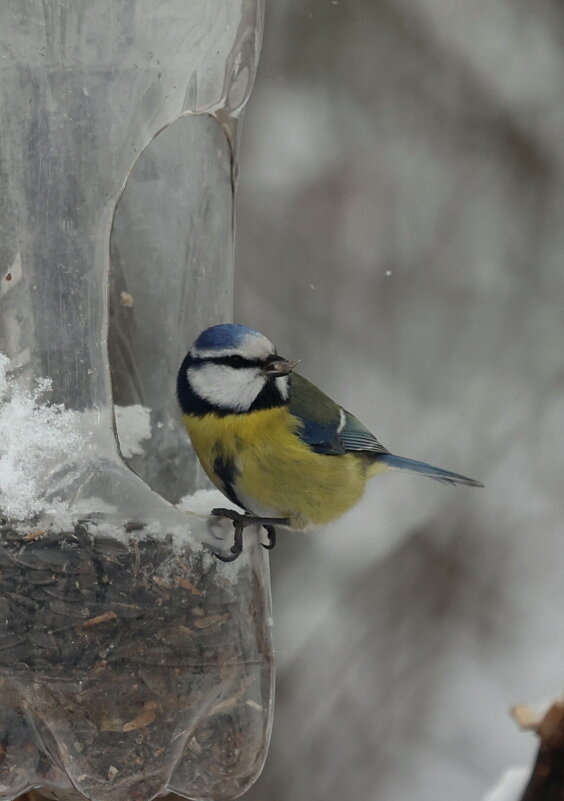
288 375 483 487
288 374 388 456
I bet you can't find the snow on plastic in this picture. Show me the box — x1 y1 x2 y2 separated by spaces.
114 404 151 457
0 352 90 520
177 488 236 517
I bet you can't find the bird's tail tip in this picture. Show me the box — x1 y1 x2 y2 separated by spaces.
377 453 483 487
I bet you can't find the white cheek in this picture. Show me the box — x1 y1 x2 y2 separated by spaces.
275 376 289 401
188 365 266 412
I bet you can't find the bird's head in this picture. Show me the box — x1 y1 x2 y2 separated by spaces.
177 324 298 415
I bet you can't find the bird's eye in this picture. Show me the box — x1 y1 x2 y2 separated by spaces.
226 355 245 368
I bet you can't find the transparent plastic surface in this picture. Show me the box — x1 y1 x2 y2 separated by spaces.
109 114 235 503
0 2 271 800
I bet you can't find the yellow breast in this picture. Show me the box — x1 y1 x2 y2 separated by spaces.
182 407 372 529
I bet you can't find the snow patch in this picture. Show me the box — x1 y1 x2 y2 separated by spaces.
114 404 152 457
0 353 91 521
177 488 236 517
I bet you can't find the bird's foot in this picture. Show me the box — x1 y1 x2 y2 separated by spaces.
210 508 288 562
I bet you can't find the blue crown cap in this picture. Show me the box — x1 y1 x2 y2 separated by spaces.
193 323 262 351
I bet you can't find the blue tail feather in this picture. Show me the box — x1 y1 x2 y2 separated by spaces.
376 454 483 487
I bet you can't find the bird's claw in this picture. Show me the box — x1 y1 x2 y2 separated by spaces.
210 509 286 562
211 507 243 522
261 525 276 551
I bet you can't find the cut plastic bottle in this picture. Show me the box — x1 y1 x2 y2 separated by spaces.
0 3 271 800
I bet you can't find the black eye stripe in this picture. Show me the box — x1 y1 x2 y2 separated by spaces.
191 354 278 369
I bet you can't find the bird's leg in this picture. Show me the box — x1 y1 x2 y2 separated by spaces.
210 508 288 561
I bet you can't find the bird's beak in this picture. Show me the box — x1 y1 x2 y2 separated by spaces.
262 358 299 378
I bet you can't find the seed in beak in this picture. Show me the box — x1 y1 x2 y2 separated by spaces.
263 359 299 378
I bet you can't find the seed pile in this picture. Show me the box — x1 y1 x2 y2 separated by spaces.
0 523 272 801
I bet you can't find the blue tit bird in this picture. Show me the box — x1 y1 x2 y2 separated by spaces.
177 324 483 561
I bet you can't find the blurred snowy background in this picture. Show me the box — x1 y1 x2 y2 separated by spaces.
233 2 564 800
